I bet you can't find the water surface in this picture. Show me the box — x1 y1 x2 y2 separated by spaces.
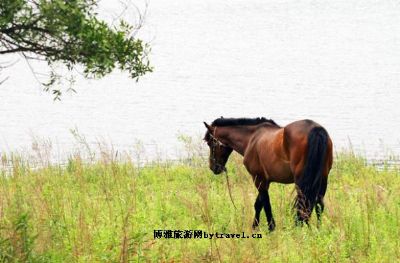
0 0 399 161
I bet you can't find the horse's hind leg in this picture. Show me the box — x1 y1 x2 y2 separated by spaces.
315 176 328 224
316 147 332 225
294 186 311 226
293 166 312 226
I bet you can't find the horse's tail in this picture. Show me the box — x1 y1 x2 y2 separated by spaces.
295 126 328 219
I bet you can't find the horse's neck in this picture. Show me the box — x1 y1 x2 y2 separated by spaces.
218 126 258 155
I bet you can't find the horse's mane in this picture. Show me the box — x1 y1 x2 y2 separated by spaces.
211 117 279 127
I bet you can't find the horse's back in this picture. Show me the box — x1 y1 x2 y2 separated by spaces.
284 119 321 140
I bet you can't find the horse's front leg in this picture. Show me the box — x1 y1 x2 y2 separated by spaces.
252 189 275 231
261 189 276 231
252 192 263 229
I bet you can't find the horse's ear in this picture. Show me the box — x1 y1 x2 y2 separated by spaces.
203 122 213 132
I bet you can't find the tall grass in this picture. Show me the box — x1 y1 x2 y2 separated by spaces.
0 148 399 262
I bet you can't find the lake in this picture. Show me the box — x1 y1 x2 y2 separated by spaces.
0 0 399 162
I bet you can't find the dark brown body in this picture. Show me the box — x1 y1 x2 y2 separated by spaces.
242 120 333 189
204 118 333 230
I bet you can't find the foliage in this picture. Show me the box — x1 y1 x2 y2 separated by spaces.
0 0 152 98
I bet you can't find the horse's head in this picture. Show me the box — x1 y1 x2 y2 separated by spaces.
203 122 233 174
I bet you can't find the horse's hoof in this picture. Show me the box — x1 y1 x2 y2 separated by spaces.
268 219 276 232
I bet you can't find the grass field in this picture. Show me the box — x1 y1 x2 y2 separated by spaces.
0 149 399 262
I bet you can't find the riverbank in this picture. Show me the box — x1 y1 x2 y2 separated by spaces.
0 152 399 262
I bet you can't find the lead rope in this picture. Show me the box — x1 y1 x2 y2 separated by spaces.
212 127 237 210
223 168 237 210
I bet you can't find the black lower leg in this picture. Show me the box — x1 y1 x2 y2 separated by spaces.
295 193 310 226
315 198 324 223
261 190 275 231
252 193 263 229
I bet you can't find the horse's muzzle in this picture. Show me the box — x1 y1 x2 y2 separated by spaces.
212 165 226 175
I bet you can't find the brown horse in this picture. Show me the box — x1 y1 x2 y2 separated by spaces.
203 117 333 230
